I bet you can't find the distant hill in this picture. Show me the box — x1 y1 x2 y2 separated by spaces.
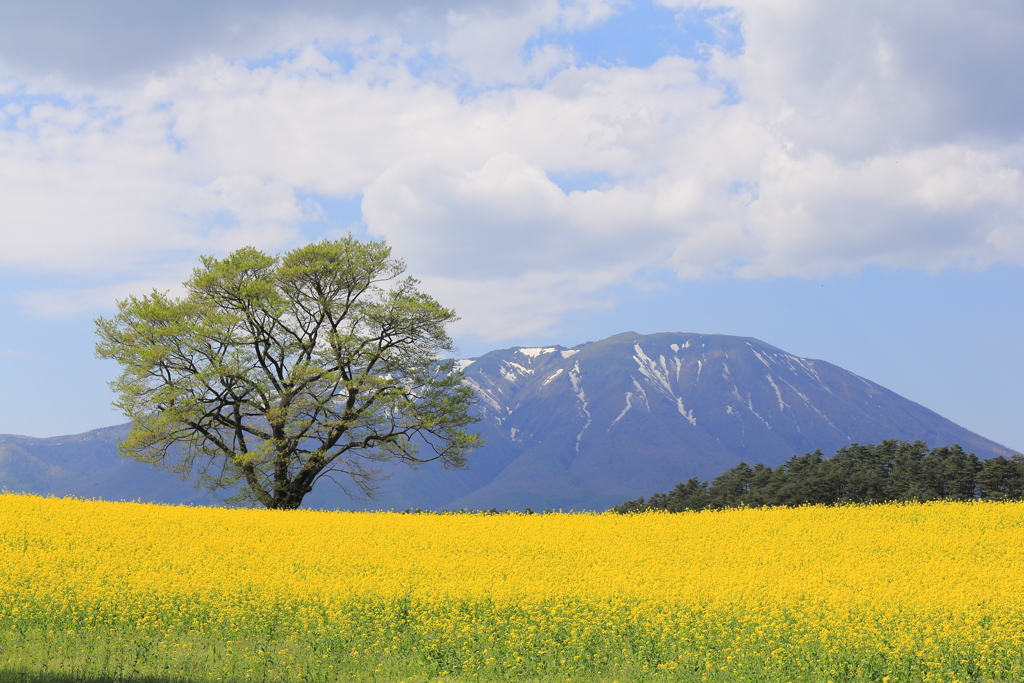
0 424 220 505
1 332 1015 510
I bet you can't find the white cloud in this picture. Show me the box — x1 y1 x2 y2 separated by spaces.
423 267 627 341
182 174 321 253
0 98 191 272
0 1 463 82
17 276 190 318
0 0 619 86
0 0 1022 334
662 0 1024 151
732 144 1024 277
363 152 663 279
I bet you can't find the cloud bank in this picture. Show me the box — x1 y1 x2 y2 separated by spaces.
1 0 1022 339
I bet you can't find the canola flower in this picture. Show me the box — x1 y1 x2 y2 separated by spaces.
1 494 1023 682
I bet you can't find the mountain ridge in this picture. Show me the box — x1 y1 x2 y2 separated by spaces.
1 331 1015 511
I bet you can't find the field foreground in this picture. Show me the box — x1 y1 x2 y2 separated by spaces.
1 495 1023 682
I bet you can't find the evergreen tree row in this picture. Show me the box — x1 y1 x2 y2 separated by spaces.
612 441 1024 513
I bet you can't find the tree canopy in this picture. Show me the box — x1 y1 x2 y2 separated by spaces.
95 236 483 509
613 441 1024 513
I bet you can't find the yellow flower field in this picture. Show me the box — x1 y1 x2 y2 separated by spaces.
1 494 1023 682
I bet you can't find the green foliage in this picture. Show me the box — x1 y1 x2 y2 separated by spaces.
612 441 1024 513
95 236 483 509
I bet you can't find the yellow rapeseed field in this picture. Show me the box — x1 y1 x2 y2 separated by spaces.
1 494 1023 682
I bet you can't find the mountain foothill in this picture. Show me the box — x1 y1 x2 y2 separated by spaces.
1 332 1016 511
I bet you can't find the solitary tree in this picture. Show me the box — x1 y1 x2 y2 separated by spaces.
95 236 483 509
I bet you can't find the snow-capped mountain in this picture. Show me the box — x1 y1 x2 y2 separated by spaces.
2 332 1015 511
418 331 1014 511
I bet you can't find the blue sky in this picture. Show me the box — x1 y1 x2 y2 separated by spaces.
1 0 1023 451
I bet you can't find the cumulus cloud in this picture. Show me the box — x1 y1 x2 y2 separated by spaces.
665 0 1024 151
739 145 1024 276
0 98 190 272
363 153 663 278
0 94 315 274
0 0 617 85
0 0 1021 336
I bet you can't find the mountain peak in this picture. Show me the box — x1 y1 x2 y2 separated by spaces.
432 331 1013 511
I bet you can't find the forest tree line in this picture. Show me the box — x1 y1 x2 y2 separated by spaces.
612 441 1024 513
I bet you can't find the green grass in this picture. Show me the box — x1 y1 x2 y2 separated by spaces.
3 622 1018 683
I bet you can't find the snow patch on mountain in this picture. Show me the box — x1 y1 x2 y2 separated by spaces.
633 343 673 396
463 378 502 413
499 361 533 384
542 368 564 386
805 400 849 439
569 361 592 453
610 392 633 430
748 344 772 370
766 375 789 412
786 354 822 384
631 378 650 410
632 342 697 425
519 347 557 358
733 385 771 429
676 399 697 426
